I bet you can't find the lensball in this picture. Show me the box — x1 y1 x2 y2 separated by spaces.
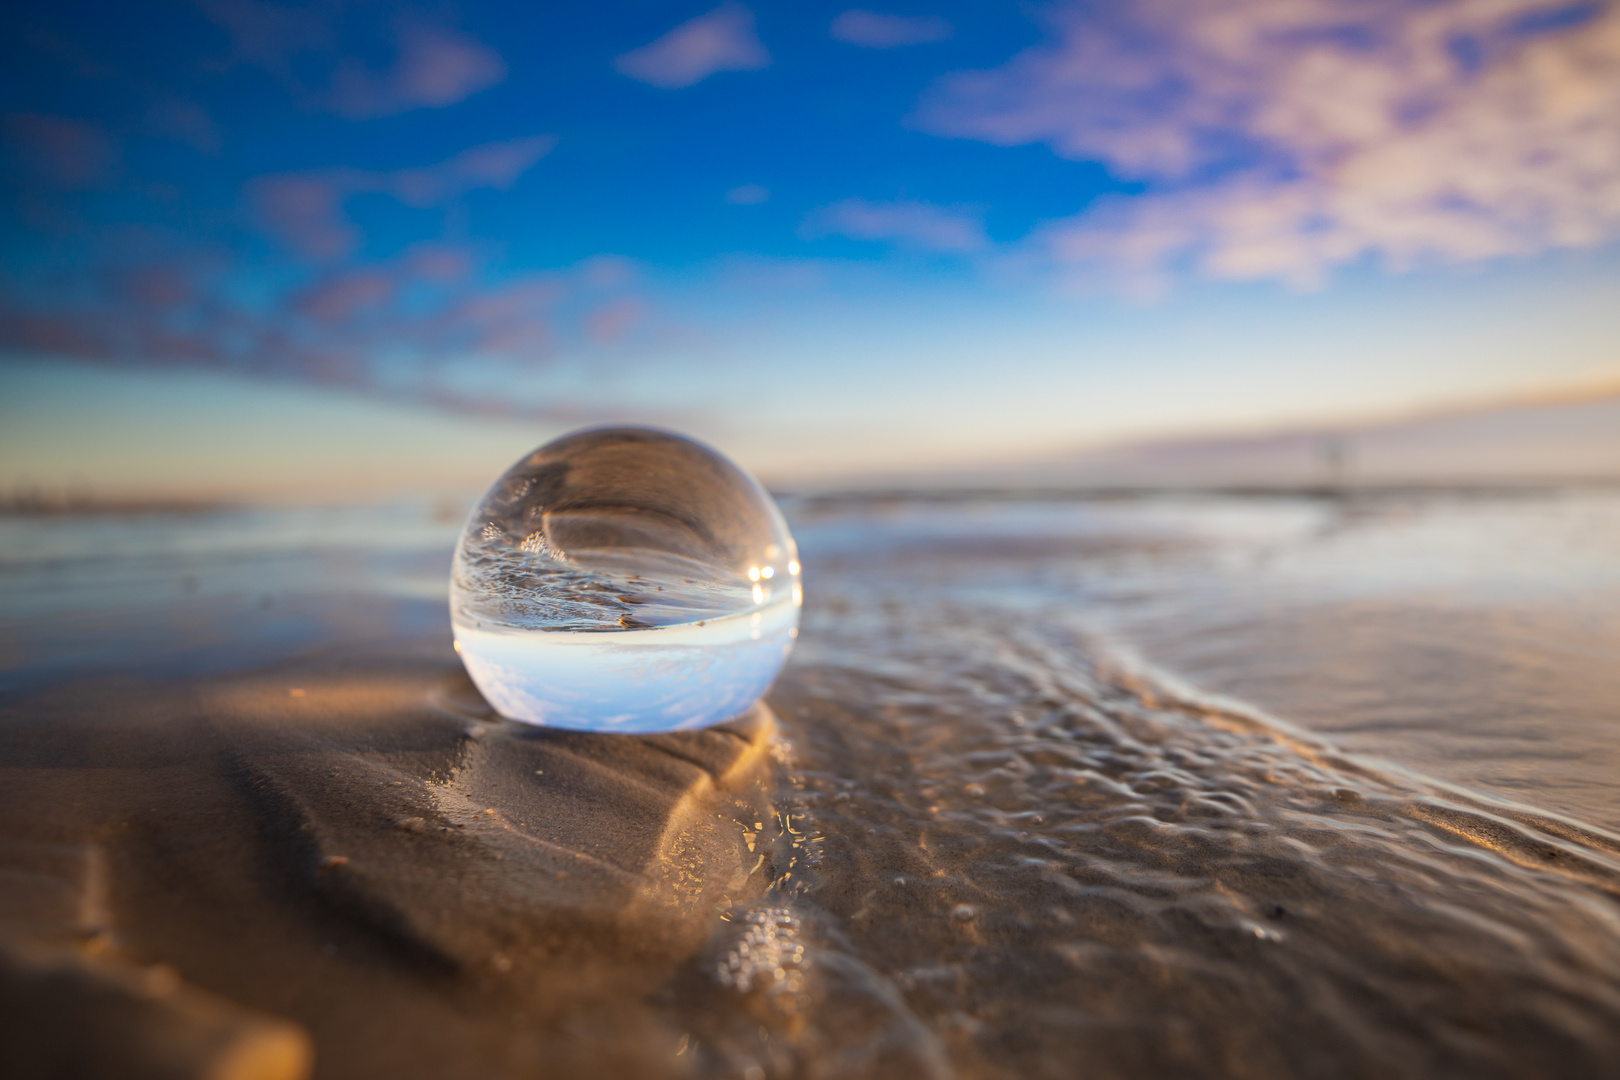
449 426 802 732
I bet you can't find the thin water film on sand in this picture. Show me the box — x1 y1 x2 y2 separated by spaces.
3 493 1620 1078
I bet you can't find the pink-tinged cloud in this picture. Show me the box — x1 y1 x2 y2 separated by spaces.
388 135 556 206
331 24 508 119
726 183 770 205
25 26 119 80
117 266 194 309
0 252 608 419
292 270 397 325
249 136 555 259
578 255 639 288
248 173 358 260
831 10 952 48
146 97 222 154
584 299 648 344
615 4 770 89
920 0 1620 289
4 114 118 189
194 0 331 73
195 4 502 119
472 320 552 356
389 24 507 107
405 244 476 282
442 279 561 334
418 277 567 358
803 198 986 252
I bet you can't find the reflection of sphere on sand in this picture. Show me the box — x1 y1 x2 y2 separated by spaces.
450 427 802 732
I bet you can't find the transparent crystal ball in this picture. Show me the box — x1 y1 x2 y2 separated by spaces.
450 426 802 732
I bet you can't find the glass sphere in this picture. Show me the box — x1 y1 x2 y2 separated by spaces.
449 426 801 732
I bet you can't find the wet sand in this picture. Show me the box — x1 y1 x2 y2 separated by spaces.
4 495 1620 1078
0 650 779 1079
7 640 1620 1079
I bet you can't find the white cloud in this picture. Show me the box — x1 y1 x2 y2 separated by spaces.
803 198 986 252
615 4 770 89
920 0 1620 288
831 10 953 48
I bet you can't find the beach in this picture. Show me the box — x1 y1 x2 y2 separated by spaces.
3 491 1620 1078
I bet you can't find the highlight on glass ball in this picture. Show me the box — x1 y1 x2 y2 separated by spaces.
449 426 802 733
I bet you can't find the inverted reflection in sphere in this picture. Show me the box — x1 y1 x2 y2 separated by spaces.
450 427 802 732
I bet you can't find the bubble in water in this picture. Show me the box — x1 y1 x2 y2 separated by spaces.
450 426 802 732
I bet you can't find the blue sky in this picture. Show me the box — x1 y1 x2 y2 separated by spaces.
3 0 1619 497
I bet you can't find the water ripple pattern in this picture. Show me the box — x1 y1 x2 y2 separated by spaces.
747 499 1620 1079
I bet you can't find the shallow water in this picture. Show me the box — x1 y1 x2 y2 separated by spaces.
3 490 1620 1077
1082 492 1620 835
